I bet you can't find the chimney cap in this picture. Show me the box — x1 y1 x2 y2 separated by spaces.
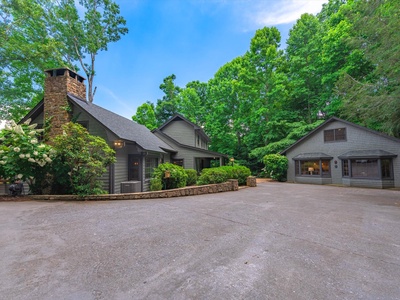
44 68 86 83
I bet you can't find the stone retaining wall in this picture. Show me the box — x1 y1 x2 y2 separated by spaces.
30 180 239 201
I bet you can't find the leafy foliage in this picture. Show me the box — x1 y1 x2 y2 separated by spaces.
184 169 198 186
197 168 228 185
150 162 187 191
51 122 115 195
0 119 55 194
218 166 251 186
263 154 288 182
0 0 128 121
132 101 158 130
197 165 250 186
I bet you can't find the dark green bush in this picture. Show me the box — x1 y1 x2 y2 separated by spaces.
185 169 198 186
263 154 288 182
197 168 228 185
219 165 251 185
150 162 187 191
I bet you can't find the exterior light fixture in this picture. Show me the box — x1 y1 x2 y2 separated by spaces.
230 157 235 166
113 140 125 149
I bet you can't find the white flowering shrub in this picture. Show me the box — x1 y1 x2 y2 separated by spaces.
0 119 55 193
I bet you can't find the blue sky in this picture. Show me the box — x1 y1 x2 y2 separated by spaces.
91 0 328 119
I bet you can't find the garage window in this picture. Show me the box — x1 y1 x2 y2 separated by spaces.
295 160 331 177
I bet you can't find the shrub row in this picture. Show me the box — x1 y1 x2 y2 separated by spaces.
197 165 251 186
150 163 251 191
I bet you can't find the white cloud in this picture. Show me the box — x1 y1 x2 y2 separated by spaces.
233 0 328 30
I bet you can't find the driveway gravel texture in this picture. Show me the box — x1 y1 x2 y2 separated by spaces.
0 182 399 300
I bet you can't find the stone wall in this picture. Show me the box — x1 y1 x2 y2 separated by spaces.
30 179 239 201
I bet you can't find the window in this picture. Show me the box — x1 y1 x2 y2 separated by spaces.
352 159 379 178
381 159 392 179
342 160 349 177
295 160 331 177
145 157 158 179
340 158 393 179
324 128 346 142
172 159 184 167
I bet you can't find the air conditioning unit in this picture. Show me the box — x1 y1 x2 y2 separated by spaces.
120 181 141 193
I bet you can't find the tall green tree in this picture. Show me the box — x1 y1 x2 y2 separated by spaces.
286 13 323 123
337 0 400 136
155 74 181 125
0 0 63 121
52 0 128 103
0 0 128 121
132 101 158 130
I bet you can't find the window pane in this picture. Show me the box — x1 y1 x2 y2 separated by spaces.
335 128 346 141
351 159 378 178
295 161 300 175
342 160 349 177
321 160 330 176
300 160 320 175
381 159 392 178
145 157 158 179
324 130 334 142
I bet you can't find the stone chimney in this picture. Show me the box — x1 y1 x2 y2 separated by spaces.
43 68 86 139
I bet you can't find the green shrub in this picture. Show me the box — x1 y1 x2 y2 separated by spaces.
263 154 288 182
185 169 197 186
197 168 228 185
219 165 251 185
150 177 163 191
52 122 116 196
0 119 55 194
150 162 187 190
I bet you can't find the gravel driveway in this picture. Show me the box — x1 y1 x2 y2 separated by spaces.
1 182 399 300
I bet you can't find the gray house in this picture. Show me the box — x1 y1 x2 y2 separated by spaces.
22 68 226 193
153 114 227 172
281 117 400 189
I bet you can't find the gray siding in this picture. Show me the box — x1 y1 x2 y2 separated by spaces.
31 111 44 125
113 147 129 194
154 132 221 170
285 120 400 188
162 120 195 147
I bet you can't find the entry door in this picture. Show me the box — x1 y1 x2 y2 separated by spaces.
128 155 141 181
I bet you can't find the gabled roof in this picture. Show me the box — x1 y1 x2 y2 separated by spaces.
280 116 400 155
153 129 228 158
21 94 175 153
157 113 211 143
68 94 175 153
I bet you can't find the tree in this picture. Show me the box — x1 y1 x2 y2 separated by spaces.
51 122 115 195
155 74 181 125
337 0 400 137
0 0 128 121
0 0 64 121
286 13 323 123
52 0 128 103
132 101 158 130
